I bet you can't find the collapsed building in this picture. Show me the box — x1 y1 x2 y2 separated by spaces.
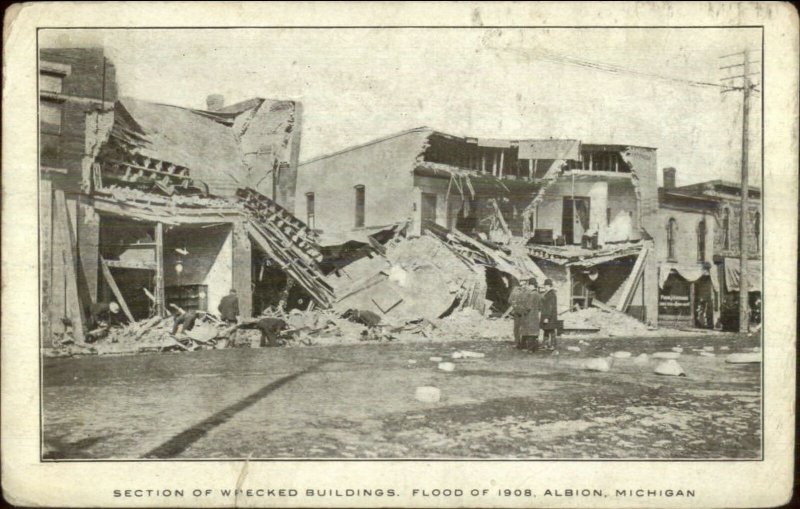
40 48 327 346
295 128 659 324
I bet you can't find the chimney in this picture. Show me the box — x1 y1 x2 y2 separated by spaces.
663 167 676 189
206 94 224 112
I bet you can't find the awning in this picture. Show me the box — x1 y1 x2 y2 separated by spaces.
723 258 762 292
658 263 709 289
477 138 512 148
518 139 581 161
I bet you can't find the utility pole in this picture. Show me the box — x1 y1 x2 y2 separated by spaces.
721 49 759 333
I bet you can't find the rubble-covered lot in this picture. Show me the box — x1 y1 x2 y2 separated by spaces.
43 331 760 460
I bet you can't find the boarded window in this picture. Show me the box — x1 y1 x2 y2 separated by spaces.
40 73 63 94
40 101 63 135
306 192 315 229
354 185 365 228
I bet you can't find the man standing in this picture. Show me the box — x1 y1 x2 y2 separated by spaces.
509 278 541 351
540 278 558 351
218 289 240 324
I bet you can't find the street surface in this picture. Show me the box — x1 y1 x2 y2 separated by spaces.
43 333 761 459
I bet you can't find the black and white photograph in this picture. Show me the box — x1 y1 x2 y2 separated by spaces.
3 2 797 507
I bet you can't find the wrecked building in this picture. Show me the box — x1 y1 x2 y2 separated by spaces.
39 47 322 345
295 128 659 324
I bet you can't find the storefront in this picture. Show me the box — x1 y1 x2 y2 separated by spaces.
658 264 714 329
717 257 762 331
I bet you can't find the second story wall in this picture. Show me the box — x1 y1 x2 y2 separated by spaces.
655 206 716 266
295 129 430 234
713 199 761 259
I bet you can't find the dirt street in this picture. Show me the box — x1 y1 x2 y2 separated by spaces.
42 333 761 460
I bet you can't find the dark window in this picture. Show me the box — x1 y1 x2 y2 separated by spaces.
306 192 315 229
667 218 677 261
606 208 611 226
697 219 706 262
722 208 730 250
753 211 760 253
354 185 365 228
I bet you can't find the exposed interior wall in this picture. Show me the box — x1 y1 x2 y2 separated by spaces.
163 224 233 314
295 130 427 234
413 175 466 232
534 259 571 315
535 179 608 243
606 180 640 242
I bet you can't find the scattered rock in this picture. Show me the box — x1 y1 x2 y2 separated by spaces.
583 357 612 372
720 346 730 351
633 353 650 365
671 346 684 353
408 359 417 364
654 359 686 376
725 353 761 364
699 352 716 357
566 346 581 352
429 356 443 362
703 346 715 352
451 352 464 359
438 362 455 372
611 351 631 359
652 352 681 359
459 350 485 359
415 386 441 403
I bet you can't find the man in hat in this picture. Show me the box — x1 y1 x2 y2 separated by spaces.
540 278 559 351
218 289 240 325
509 277 541 352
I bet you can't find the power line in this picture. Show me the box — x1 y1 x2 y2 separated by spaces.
489 44 732 89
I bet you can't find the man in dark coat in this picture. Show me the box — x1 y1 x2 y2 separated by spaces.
509 278 541 351
255 317 288 347
540 278 559 351
218 289 240 324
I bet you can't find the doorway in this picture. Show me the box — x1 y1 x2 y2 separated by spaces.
562 197 591 244
421 192 438 225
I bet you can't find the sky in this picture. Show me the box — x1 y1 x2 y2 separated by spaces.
42 27 762 187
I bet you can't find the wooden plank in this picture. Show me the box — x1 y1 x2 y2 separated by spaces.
104 259 158 270
99 257 135 323
54 190 86 342
154 222 166 316
616 246 649 312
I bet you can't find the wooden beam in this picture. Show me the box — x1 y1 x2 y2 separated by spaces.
499 150 505 177
155 222 166 316
54 190 86 342
99 257 135 322
616 245 649 312
104 259 158 270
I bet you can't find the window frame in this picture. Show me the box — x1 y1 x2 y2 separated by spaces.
696 218 707 262
666 217 677 261
305 192 315 230
40 98 64 135
722 207 731 250
354 185 365 228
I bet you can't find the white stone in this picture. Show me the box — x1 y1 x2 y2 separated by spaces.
652 352 681 359
438 362 455 372
408 360 417 364
415 386 441 403
654 359 686 376
699 352 716 357
460 350 485 358
633 353 650 365
671 347 684 353
752 346 761 352
584 358 612 372
703 346 715 352
429 356 443 362
612 351 632 359
720 346 730 351
451 352 464 359
725 353 761 364
566 346 581 352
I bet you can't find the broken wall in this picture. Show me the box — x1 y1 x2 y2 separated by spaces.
606 180 640 242
535 179 608 243
240 100 303 213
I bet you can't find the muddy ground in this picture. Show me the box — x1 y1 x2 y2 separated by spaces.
42 333 760 460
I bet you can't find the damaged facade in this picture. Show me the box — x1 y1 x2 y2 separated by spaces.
295 128 659 324
39 48 320 345
656 171 761 331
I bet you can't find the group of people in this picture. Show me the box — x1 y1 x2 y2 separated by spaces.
508 277 559 353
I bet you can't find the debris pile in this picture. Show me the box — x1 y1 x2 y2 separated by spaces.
562 306 670 337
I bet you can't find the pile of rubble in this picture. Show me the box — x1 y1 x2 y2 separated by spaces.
561 306 688 337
